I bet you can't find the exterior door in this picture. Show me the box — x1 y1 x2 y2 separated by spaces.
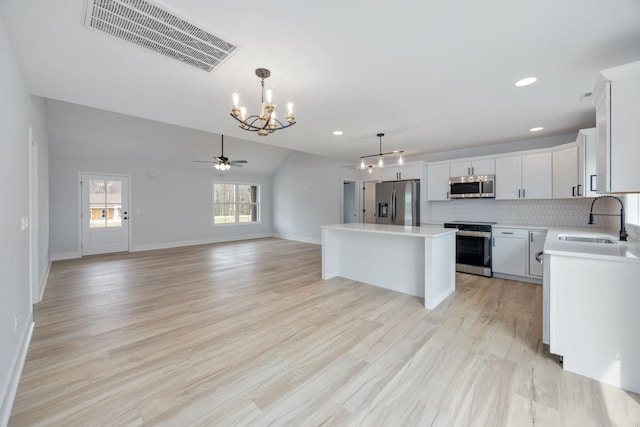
81 173 130 255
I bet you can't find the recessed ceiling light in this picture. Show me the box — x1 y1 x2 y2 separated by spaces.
332 130 343 136
529 127 544 132
514 77 538 87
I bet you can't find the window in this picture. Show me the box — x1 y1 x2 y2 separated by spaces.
213 183 259 224
627 194 640 225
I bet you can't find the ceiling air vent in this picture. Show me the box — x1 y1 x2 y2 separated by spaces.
84 0 237 72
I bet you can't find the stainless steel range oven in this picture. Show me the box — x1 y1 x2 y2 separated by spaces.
444 221 495 277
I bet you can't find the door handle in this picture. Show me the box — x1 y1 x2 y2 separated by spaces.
390 190 395 224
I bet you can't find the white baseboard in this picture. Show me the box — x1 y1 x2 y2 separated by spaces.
36 259 51 303
52 233 324 261
271 233 321 245
1 317 34 427
493 272 542 285
51 251 81 261
130 233 274 252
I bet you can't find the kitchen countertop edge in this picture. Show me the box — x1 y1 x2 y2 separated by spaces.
321 223 457 238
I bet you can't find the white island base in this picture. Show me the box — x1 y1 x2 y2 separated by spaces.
321 223 457 310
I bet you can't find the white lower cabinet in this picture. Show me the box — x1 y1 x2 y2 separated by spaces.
528 230 547 278
493 227 546 281
492 228 527 276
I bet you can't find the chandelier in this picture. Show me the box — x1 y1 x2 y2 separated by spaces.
359 133 404 173
230 68 296 136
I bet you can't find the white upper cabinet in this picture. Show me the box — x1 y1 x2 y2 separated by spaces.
496 152 552 200
522 152 552 199
449 158 495 177
380 162 422 181
495 156 521 199
552 144 580 198
427 163 450 201
593 61 640 193
579 128 598 197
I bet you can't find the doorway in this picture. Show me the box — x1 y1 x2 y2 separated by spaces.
343 181 358 223
362 181 377 223
81 173 130 256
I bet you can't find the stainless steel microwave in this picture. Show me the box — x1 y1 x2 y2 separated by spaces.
449 175 495 199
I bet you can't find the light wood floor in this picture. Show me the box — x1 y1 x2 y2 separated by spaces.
9 238 640 426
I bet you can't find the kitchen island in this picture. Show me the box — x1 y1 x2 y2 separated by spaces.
321 223 457 309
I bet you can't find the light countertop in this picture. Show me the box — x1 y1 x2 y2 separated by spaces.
321 223 457 238
543 228 640 263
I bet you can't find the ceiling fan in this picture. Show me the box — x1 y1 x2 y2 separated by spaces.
193 135 248 170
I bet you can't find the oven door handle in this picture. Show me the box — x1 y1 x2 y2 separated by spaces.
456 230 491 238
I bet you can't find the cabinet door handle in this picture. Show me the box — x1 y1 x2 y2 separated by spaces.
522 189 526 198
590 175 596 192
577 184 582 196
492 237 495 247
572 186 576 197
518 189 521 198
501 232 514 235
530 232 533 242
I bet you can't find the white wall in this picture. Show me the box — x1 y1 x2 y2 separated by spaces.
272 151 342 243
47 102 276 258
0 14 50 424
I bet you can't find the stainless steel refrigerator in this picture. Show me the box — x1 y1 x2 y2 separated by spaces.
375 180 420 226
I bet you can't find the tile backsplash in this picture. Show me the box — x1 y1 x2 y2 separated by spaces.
427 197 622 232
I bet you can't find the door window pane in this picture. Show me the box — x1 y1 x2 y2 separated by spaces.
89 179 123 228
106 180 122 227
89 179 107 228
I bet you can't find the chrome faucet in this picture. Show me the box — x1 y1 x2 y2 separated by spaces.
588 195 628 241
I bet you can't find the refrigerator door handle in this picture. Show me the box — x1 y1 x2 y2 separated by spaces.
391 189 396 224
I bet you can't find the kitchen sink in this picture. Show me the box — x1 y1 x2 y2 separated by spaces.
557 235 617 244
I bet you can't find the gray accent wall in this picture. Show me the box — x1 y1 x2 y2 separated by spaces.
0 14 50 423
272 151 343 244
46 102 279 258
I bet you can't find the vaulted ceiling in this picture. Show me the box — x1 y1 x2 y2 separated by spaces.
2 0 640 164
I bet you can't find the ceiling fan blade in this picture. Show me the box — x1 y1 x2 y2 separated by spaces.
231 160 248 164
193 160 217 163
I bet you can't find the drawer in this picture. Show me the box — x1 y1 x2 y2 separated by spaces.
492 227 528 239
